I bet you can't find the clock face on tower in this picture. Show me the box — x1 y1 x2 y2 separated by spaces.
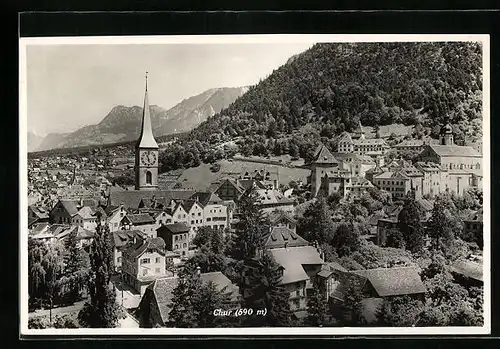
140 150 157 166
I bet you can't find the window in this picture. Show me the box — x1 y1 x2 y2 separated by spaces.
295 290 300 297
143 269 148 276
141 258 150 264
174 244 178 249
198 212 201 216
183 243 187 248
117 257 122 263
175 236 178 241
207 217 212 221
155 257 160 263
191 213 195 216
146 171 152 184
191 220 194 224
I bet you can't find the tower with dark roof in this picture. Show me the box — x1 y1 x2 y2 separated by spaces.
440 123 454 146
135 72 159 191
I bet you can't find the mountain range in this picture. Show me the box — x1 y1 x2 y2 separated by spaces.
29 86 248 152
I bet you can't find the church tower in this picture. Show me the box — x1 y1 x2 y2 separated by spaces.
440 123 454 146
135 72 159 191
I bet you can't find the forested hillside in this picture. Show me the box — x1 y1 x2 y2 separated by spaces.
158 42 483 171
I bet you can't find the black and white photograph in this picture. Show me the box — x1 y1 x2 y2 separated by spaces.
19 34 490 335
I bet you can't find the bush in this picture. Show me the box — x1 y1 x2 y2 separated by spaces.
28 316 52 329
53 313 81 328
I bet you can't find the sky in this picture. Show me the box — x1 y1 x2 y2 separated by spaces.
25 43 313 136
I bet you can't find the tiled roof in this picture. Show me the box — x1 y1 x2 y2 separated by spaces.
350 176 374 188
354 138 387 146
427 144 482 157
269 211 297 225
395 139 424 147
256 189 294 205
416 198 434 212
415 161 443 172
317 261 348 278
126 237 166 258
29 206 50 219
190 191 223 206
269 246 324 285
112 230 146 249
338 132 353 144
352 266 426 297
158 222 191 234
31 222 49 233
373 170 410 180
312 144 339 164
76 206 94 219
108 189 196 209
148 272 239 324
126 213 155 225
60 200 79 216
450 260 483 282
264 227 309 249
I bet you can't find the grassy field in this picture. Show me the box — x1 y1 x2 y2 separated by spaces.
173 159 311 191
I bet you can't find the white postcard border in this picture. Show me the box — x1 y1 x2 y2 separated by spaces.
19 33 491 337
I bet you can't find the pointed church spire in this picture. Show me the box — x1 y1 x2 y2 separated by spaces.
137 71 158 149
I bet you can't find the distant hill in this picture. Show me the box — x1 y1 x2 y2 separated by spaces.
27 131 44 152
31 86 247 152
36 132 71 152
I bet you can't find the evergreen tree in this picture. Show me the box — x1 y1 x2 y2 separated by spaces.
78 222 120 328
340 278 366 326
397 195 425 253
296 196 336 245
377 295 424 327
231 186 268 260
305 278 330 326
240 251 292 327
60 228 90 305
331 222 361 257
168 265 202 327
427 195 455 251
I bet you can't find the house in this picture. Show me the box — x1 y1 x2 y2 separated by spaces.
268 245 324 314
255 188 295 215
449 258 483 287
107 189 196 210
263 226 309 250
156 222 192 258
183 199 205 240
322 266 426 322
346 176 374 197
239 167 280 190
111 229 147 271
372 170 413 200
415 161 443 197
121 213 158 237
137 271 240 327
191 191 229 232
28 205 50 225
71 206 99 231
269 211 297 233
212 177 246 202
122 237 167 295
394 139 424 154
56 225 95 249
337 122 389 157
107 205 128 232
49 199 98 224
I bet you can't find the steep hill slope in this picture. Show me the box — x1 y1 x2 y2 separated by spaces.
162 42 483 171
27 131 44 152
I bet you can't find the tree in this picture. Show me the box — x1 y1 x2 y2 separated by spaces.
184 245 225 273
28 238 66 320
306 278 330 326
296 197 336 245
397 196 425 253
331 222 361 257
169 265 236 328
168 265 203 327
385 228 405 249
427 194 456 251
60 229 90 305
78 222 120 328
239 251 292 327
231 186 269 260
340 278 366 326
377 295 424 327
